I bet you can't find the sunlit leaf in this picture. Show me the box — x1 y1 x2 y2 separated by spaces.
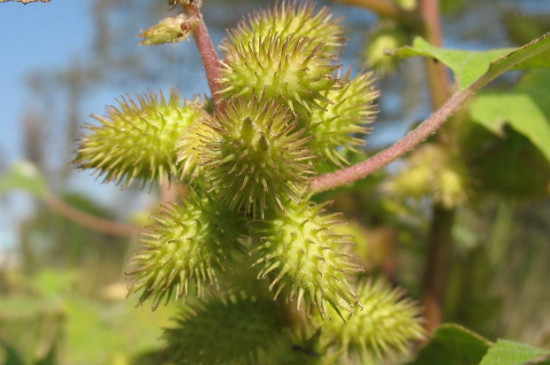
393 33 550 89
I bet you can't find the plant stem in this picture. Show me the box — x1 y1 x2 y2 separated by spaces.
43 193 138 237
182 2 223 109
421 205 455 332
418 0 454 333
419 0 451 109
309 86 472 193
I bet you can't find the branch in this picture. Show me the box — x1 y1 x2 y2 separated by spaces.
43 193 139 237
310 87 473 193
181 2 223 110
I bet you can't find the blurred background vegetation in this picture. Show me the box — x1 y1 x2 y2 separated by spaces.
1 0 549 364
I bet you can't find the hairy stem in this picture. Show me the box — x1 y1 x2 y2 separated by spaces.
309 87 472 193
182 2 223 109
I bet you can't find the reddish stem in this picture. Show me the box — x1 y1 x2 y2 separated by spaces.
182 3 223 109
309 87 472 193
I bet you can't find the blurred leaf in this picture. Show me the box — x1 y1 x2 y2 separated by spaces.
29 269 79 297
63 296 175 364
408 324 492 365
0 339 25 365
35 343 57 365
0 299 62 365
0 160 47 197
469 70 550 162
440 0 465 13
393 33 550 89
479 340 550 365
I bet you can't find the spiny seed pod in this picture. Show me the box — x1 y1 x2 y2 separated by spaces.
200 96 315 218
219 33 340 115
384 145 470 209
176 117 216 181
75 89 205 188
364 25 408 75
251 200 363 319
126 193 244 310
308 69 379 166
164 291 287 365
228 0 345 55
319 278 425 360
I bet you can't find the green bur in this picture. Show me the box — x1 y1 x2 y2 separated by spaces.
252 200 363 319
75 89 204 187
127 193 244 309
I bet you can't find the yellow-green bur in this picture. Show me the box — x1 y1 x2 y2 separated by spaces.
227 0 345 55
75 89 204 187
126 194 244 310
252 201 363 319
219 33 340 115
199 96 314 218
319 279 426 360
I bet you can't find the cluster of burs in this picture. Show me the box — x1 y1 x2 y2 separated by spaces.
76 1 424 363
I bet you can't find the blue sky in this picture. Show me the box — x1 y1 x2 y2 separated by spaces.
1 0 93 162
1 1 95 249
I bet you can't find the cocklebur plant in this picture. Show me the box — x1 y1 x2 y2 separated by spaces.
75 0 427 363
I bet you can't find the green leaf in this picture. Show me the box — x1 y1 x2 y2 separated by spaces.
408 323 492 365
469 69 550 162
29 269 79 297
479 340 550 365
394 37 511 89
0 160 47 197
393 33 550 89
